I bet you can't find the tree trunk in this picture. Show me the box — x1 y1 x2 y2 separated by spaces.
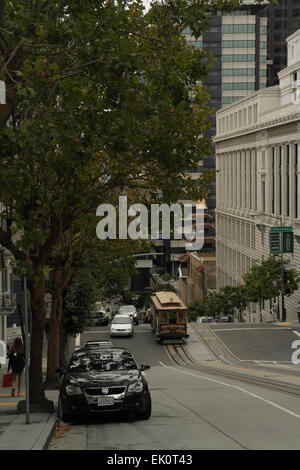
28 276 47 403
45 266 75 387
45 268 62 388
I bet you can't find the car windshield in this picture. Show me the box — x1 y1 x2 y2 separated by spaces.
119 306 135 313
69 349 137 372
112 317 132 324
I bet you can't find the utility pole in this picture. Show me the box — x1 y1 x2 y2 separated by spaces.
23 276 30 424
280 231 286 322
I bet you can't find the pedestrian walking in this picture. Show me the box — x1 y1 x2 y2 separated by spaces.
7 337 25 397
272 301 279 321
297 301 300 323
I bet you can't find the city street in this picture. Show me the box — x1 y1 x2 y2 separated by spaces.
49 322 300 450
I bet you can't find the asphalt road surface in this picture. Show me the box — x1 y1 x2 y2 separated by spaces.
49 322 300 451
208 323 300 363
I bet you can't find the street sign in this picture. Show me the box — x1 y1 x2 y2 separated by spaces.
270 226 292 232
269 229 294 254
269 231 280 254
283 231 294 253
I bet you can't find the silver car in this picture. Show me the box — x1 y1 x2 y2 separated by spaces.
118 305 139 325
110 316 133 337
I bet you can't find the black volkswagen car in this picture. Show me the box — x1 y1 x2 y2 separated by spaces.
57 347 151 422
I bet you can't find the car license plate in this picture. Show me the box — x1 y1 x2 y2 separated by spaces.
98 396 114 406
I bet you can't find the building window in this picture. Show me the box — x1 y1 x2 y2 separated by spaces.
223 40 255 48
222 24 255 33
222 82 255 90
222 54 255 62
222 96 244 104
186 40 203 49
222 68 255 76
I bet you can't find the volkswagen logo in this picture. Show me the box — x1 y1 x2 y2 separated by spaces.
101 387 109 395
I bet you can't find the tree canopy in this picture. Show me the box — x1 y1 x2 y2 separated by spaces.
0 0 277 403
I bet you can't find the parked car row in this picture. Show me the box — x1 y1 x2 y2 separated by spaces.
198 315 233 323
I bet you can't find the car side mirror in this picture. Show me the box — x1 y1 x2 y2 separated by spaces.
140 364 151 371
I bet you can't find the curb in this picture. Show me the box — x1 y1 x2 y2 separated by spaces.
32 413 57 450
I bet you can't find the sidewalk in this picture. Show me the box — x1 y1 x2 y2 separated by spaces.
0 365 58 450
0 328 58 450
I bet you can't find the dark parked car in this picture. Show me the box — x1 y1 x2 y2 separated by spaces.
221 315 232 323
95 310 110 326
57 347 151 422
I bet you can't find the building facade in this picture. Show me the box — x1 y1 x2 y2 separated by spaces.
214 28 300 321
0 247 16 346
267 0 300 86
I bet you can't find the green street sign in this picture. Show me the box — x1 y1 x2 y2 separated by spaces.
270 226 292 232
283 231 294 253
269 231 280 254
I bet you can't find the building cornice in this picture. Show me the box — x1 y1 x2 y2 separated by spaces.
214 109 300 143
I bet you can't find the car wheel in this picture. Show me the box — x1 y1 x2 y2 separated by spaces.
136 395 151 420
57 396 72 423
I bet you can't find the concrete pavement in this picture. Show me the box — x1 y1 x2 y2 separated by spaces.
1 319 297 450
0 326 58 450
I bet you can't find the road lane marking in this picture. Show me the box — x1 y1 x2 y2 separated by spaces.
293 330 300 338
0 393 25 397
210 328 292 332
159 361 300 419
0 402 18 406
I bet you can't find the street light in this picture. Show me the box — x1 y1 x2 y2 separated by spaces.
248 211 287 322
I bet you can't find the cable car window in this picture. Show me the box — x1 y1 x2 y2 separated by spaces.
178 311 185 323
160 311 168 323
169 311 177 324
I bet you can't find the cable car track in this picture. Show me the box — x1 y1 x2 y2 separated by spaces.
164 333 300 400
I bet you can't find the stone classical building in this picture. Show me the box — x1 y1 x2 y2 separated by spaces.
214 28 300 321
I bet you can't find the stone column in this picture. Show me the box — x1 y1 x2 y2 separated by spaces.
265 146 273 214
242 150 247 209
237 150 241 211
297 143 300 219
281 144 288 218
233 152 237 209
216 153 220 208
252 149 257 211
274 145 281 216
246 149 251 210
289 143 295 220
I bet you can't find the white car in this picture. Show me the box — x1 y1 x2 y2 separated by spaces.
118 305 139 325
110 316 133 337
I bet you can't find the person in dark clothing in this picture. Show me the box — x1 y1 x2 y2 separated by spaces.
7 337 25 397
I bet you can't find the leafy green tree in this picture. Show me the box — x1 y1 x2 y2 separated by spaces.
242 256 300 304
0 0 276 405
201 291 224 316
187 300 204 321
219 285 246 315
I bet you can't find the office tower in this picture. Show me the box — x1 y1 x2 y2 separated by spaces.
267 0 300 86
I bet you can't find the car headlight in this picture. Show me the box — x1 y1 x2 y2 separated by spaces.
65 384 82 396
127 381 144 393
